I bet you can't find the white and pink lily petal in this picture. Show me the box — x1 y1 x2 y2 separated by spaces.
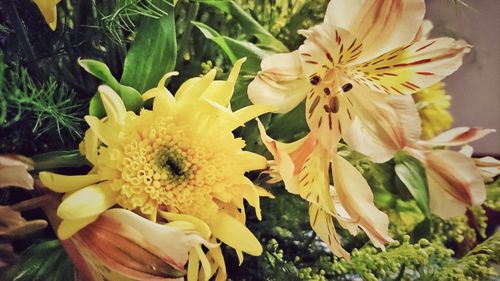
460 145 500 183
419 127 496 148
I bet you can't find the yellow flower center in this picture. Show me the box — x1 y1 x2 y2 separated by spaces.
103 114 237 221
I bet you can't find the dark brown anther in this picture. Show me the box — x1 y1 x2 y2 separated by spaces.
323 87 331 95
341 83 353 93
310 75 320 85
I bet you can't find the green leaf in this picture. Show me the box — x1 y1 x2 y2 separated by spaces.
78 59 143 117
197 0 288 52
394 151 430 217
192 21 273 73
32 150 89 170
121 1 177 93
1 240 74 281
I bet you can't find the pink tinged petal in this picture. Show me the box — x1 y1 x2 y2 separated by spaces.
474 156 500 182
308 203 350 261
325 0 425 62
257 119 317 194
343 88 420 163
423 127 495 147
248 51 309 113
414 20 434 42
332 154 392 249
351 38 471 96
75 209 208 280
425 150 486 219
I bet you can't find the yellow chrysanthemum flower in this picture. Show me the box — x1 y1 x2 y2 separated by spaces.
413 82 453 139
40 58 274 280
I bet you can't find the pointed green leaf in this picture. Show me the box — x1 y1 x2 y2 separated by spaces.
121 1 177 93
197 0 288 52
192 21 273 74
394 151 430 217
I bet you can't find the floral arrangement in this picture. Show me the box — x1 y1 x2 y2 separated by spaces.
0 0 499 280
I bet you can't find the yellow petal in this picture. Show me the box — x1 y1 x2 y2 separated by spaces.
228 57 246 83
33 0 61 31
39 172 101 193
57 182 117 220
80 128 99 165
58 216 98 240
210 211 262 256
176 69 217 103
231 104 276 130
195 246 211 281
236 151 267 171
160 211 211 239
153 90 176 117
142 72 179 101
98 85 127 122
187 248 200 281
84 116 120 146
201 81 234 107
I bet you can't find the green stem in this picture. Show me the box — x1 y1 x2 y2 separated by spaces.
175 2 199 66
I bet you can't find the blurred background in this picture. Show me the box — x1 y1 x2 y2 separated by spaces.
426 0 500 155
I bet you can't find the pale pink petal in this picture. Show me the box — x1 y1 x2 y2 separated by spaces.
248 51 309 113
331 154 392 249
343 87 421 163
423 127 495 147
325 0 425 61
351 38 470 96
425 150 486 218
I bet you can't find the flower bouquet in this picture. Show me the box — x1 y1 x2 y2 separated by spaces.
0 0 499 280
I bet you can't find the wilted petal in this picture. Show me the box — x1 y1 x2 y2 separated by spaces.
352 38 470 96
0 155 34 190
325 0 425 61
74 209 208 281
33 0 61 30
248 51 309 113
343 88 421 163
331 154 392 248
474 156 500 182
423 127 495 147
425 150 486 219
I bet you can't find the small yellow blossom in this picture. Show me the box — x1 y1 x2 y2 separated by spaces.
413 82 453 139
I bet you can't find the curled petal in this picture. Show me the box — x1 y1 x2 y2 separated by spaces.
325 0 425 61
422 127 495 147
33 0 61 30
57 182 117 220
425 150 486 219
332 154 392 248
39 172 101 193
248 51 309 113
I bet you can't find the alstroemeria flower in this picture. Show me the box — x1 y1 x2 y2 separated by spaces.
258 121 392 260
406 127 495 219
33 0 61 31
40 59 274 280
249 0 470 163
459 145 500 183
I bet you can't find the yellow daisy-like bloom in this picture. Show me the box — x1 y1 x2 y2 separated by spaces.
413 82 453 139
40 58 274 280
